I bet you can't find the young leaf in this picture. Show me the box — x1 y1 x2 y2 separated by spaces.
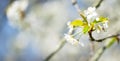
99 16 108 23
70 19 83 27
93 17 108 24
93 20 101 23
83 25 90 34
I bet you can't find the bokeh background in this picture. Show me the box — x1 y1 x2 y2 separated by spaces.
0 0 120 61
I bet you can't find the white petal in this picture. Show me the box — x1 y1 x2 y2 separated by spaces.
68 27 73 34
88 7 96 12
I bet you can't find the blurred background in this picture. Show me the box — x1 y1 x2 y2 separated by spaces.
0 0 120 61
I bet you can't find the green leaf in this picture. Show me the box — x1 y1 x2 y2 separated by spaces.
70 19 83 27
93 20 101 23
93 16 108 24
99 16 108 23
83 25 90 34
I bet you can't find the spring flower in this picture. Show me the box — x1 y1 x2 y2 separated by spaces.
83 7 108 33
64 34 84 46
84 7 98 23
67 21 74 34
64 34 79 45
65 6 109 46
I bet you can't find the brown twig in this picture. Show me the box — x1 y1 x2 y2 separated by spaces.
91 34 120 42
88 30 95 41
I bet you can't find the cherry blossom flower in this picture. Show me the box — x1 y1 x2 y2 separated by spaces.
84 7 98 23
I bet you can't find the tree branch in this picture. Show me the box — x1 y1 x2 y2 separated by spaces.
88 31 120 42
88 30 95 41
95 34 120 42
88 29 120 61
90 37 118 61
71 0 81 14
44 0 80 61
44 0 106 61
95 0 104 8
90 46 106 61
44 39 66 61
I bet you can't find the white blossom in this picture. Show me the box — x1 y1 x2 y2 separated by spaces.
84 7 109 33
64 34 79 45
65 6 109 47
67 21 74 34
64 34 84 46
84 7 98 23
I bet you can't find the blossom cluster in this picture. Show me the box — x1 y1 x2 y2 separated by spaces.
84 7 108 33
64 7 108 46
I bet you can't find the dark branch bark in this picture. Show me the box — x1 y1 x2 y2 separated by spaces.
95 34 120 42
95 0 104 8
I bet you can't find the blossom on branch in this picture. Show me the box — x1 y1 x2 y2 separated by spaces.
64 7 109 46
